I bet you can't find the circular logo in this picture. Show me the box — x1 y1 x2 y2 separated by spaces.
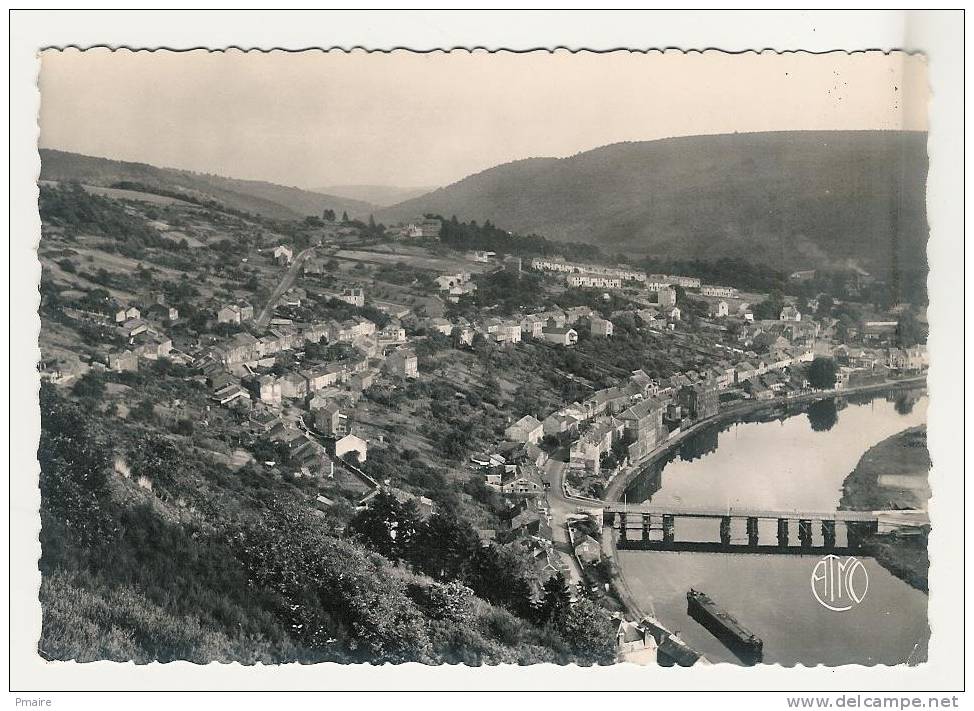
810 554 869 612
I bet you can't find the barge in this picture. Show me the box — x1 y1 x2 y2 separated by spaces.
686 588 763 664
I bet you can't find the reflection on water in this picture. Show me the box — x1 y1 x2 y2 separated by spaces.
618 388 929 665
806 398 838 432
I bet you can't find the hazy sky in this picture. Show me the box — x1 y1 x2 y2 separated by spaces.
39 49 928 190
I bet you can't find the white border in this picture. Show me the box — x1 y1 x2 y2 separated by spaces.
7 8 966 695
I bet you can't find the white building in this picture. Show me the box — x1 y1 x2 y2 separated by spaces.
335 433 368 463
566 273 623 290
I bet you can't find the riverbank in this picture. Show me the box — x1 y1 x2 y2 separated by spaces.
840 425 930 592
600 376 928 629
603 375 927 505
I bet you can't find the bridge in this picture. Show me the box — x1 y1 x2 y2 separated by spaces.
602 504 929 552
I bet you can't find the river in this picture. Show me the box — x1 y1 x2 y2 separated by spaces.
616 388 929 666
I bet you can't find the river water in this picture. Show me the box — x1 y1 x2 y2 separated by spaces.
617 388 929 666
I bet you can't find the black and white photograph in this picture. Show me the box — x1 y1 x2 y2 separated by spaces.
8 8 966 701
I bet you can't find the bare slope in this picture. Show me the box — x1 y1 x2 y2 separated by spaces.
39 148 377 221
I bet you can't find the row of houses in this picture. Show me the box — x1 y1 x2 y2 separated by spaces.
210 316 380 367
530 257 646 283
645 273 703 290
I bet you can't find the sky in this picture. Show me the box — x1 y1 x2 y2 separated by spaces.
38 48 928 190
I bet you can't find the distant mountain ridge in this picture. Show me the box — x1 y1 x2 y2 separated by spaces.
378 131 928 277
312 184 437 208
39 149 377 221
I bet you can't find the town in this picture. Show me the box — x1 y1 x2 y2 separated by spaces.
37 182 928 666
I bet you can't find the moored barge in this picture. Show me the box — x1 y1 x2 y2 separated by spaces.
686 588 763 663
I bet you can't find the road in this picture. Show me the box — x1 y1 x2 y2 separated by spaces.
254 246 318 331
543 446 600 586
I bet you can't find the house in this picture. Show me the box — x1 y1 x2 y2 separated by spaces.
678 378 719 421
543 411 581 440
505 415 544 445
708 300 729 319
499 508 551 542
303 366 339 393
290 439 336 478
861 320 898 343
117 318 149 339
314 402 345 436
569 419 619 476
616 619 659 665
520 314 545 338
218 301 254 324
131 332 173 360
273 245 293 265
500 463 546 496
466 250 493 263
435 273 477 301
619 398 666 461
563 306 593 324
630 369 656 396
219 332 260 365
780 305 802 322
590 315 614 337
574 534 602 566
348 370 377 393
335 433 368 462
657 287 677 308
447 324 472 347
280 372 308 399
667 306 681 322
734 361 758 384
541 326 578 346
426 317 453 336
334 287 365 308
212 384 251 406
566 273 623 289
744 378 774 400
114 306 141 323
538 309 568 328
257 375 283 403
385 348 418 379
701 285 739 298
106 349 138 373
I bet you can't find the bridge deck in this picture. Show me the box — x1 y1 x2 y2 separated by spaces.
604 504 928 525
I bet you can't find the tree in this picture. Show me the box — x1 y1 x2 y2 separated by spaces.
409 512 481 581
557 597 617 665
71 371 106 401
38 383 113 543
816 294 834 318
341 211 349 222
128 434 182 495
347 491 421 563
807 357 838 390
536 573 571 625
896 310 926 348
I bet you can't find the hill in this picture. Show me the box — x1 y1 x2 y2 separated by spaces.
378 131 928 277
313 183 437 207
39 148 377 221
